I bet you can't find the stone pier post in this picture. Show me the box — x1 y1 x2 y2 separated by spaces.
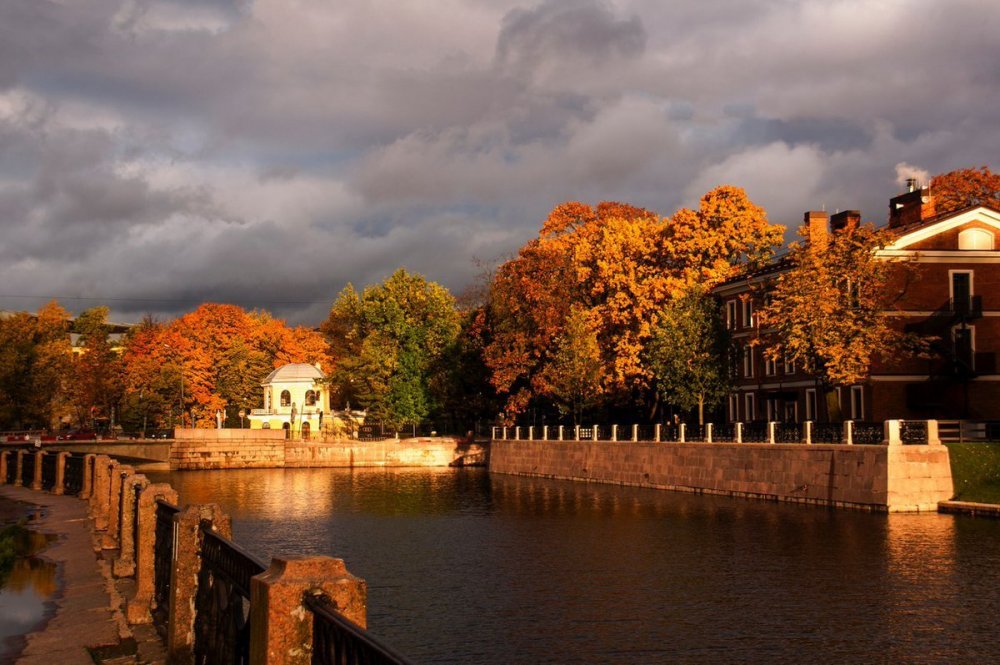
0 451 7 484
574 426 580 441
53 452 70 496
735 422 743 444
168 504 233 664
885 420 902 446
249 556 367 665
844 420 854 445
706 423 714 443
654 424 661 442
804 421 813 445
514 426 520 440
90 455 113 529
114 474 149 578
14 451 25 487
768 422 776 444
103 464 131 550
632 424 639 442
126 483 179 625
31 451 44 490
81 454 96 499
542 425 548 441
927 420 941 445
679 423 686 443
557 425 564 441
501 426 507 440
611 425 617 442
527 426 534 441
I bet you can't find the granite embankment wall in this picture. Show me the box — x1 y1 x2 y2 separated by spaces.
489 439 954 512
169 429 481 470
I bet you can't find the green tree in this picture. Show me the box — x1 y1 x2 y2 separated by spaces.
0 302 72 429
68 307 123 430
647 290 730 425
323 269 460 430
540 307 603 425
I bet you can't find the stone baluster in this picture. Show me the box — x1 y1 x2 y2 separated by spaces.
611 425 618 442
706 423 714 443
679 423 686 443
632 424 639 442
768 421 777 444
126 483 179 625
574 425 580 441
81 454 97 499
557 425 564 441
114 474 149 578
654 424 661 442
31 451 44 490
250 556 367 665
844 420 854 445
168 504 233 663
804 421 813 445
104 464 133 550
735 422 743 444
53 452 70 496
527 426 534 441
542 425 548 441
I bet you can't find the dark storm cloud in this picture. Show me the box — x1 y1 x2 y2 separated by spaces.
1 0 999 324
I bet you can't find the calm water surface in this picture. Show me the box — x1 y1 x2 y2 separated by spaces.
156 468 1000 664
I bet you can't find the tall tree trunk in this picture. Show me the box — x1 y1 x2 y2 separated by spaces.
698 394 705 426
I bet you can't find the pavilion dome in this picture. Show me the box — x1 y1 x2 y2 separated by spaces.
261 363 325 385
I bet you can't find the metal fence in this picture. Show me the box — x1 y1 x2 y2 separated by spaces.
852 422 884 445
713 423 736 442
774 423 802 443
812 423 842 444
153 499 180 631
193 528 267 665
900 420 928 445
742 422 769 443
305 592 414 665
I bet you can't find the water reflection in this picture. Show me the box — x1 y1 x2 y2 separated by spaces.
159 468 1000 664
0 521 58 663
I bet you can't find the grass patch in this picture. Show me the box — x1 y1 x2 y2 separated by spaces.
944 442 1000 504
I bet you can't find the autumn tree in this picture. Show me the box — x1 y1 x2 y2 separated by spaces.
68 307 124 430
756 218 915 421
322 269 460 430
0 302 72 429
931 166 1000 215
646 289 730 425
483 187 782 422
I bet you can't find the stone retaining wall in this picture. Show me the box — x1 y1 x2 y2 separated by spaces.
489 439 953 512
169 429 477 470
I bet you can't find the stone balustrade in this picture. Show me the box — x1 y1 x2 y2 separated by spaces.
0 446 412 665
491 419 943 446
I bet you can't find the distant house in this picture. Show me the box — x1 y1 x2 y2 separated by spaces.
712 183 1000 422
248 363 328 436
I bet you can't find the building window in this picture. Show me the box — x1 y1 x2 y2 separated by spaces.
742 346 754 378
742 299 754 328
744 393 756 422
850 386 864 420
805 389 817 421
305 390 317 406
280 390 291 407
783 352 795 375
950 270 973 313
953 325 975 371
764 357 776 376
728 394 739 422
726 300 737 330
784 401 798 423
959 228 995 250
766 398 779 421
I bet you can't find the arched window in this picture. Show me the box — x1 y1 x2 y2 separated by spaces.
280 390 291 407
282 422 290 430
959 228 995 250
305 390 317 406
301 421 311 440
262 422 270 429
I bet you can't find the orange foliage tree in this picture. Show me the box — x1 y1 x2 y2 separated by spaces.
482 186 782 422
120 304 331 429
931 166 1000 215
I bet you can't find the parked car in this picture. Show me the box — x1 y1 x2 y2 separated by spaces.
57 430 98 441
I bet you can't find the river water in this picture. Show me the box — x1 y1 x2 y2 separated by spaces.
156 467 1000 664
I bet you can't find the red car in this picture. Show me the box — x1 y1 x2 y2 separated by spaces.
57 430 98 441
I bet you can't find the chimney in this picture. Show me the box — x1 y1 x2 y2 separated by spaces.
830 210 861 233
803 210 828 249
888 185 936 228
906 177 917 192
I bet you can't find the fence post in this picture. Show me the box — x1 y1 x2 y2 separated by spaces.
679 423 686 443
53 452 70 496
0 451 7 484
501 426 507 440
491 427 497 440
844 420 854 445
542 425 548 441
114 474 149 578
735 422 743 444
249 556 368 665
14 451 25 487
126 483 179 625
30 451 44 490
103 463 132 550
926 419 941 445
558 425 564 441
632 424 639 442
706 423 713 443
611 425 618 442
514 426 520 441
575 426 580 441
90 455 114 530
885 420 901 446
592 426 599 442
654 424 661 442
804 421 813 445
768 422 776 444
527 426 534 441
168 503 233 664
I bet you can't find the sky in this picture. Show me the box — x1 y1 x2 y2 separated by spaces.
1 0 998 325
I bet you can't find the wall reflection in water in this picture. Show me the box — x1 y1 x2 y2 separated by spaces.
157 468 1000 665
0 527 58 661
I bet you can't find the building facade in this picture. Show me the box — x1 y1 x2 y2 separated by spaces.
713 185 1000 423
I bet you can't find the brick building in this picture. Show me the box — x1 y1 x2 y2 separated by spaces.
712 183 1000 423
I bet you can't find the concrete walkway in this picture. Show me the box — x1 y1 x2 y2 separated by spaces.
0 486 148 664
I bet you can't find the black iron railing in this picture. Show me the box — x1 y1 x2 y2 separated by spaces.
193 528 267 665
775 423 802 443
636 425 656 442
712 424 735 442
63 454 85 496
853 422 884 445
153 499 180 631
742 422 768 443
305 592 414 665
686 424 705 442
40 453 57 491
900 420 928 445
812 423 843 444
5 453 18 484
20 452 36 486
577 427 594 440
659 424 681 442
